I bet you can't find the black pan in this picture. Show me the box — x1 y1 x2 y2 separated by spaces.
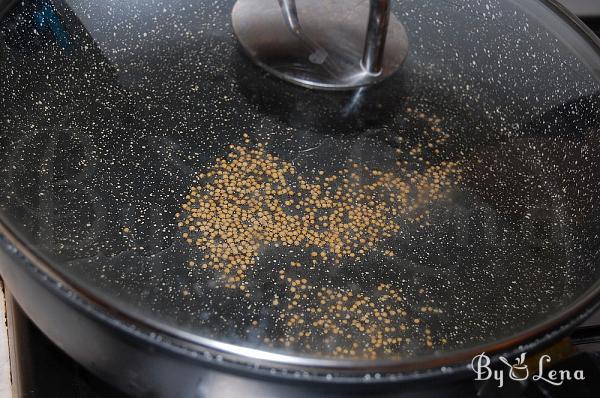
0 0 599 397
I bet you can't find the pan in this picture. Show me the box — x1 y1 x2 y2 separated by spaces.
0 0 599 396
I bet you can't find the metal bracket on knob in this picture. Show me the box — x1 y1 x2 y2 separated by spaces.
232 0 409 90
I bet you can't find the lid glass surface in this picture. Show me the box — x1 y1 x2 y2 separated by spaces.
1 0 599 367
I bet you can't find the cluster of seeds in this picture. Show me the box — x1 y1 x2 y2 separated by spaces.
177 131 460 290
177 108 461 358
267 269 447 359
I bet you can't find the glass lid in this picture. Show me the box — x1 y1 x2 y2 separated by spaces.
1 0 599 367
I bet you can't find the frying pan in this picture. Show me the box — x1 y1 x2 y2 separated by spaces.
0 0 599 397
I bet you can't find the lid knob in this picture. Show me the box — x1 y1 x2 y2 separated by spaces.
232 0 409 90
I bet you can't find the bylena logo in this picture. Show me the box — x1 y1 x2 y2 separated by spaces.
471 352 585 388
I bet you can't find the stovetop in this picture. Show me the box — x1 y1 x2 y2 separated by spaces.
6 294 128 398
4 11 600 398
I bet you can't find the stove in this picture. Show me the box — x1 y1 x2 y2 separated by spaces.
3 6 600 398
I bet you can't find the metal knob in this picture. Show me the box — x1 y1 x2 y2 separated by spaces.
232 0 409 90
